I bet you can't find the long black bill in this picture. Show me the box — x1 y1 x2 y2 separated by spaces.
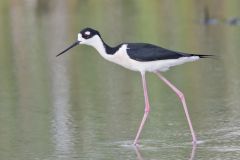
56 41 79 57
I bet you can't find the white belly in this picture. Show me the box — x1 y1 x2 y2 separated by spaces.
131 56 200 72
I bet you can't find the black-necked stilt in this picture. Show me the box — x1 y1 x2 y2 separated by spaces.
57 27 212 145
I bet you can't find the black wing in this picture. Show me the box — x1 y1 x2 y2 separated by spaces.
126 43 192 62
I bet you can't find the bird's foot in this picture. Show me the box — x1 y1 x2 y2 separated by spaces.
192 140 197 145
133 142 138 146
133 140 140 147
192 140 205 145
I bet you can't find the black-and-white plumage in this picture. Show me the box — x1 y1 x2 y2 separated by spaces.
57 27 212 145
57 28 211 72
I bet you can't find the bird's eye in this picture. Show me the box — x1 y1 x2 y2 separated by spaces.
83 31 91 39
84 34 90 39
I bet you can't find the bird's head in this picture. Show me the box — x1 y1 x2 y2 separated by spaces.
56 27 101 57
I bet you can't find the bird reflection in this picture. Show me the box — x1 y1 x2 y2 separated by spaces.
189 144 197 160
134 144 197 160
134 146 143 160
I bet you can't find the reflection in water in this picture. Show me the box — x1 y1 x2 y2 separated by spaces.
189 145 196 160
134 144 197 160
51 61 74 158
134 146 143 160
49 0 75 159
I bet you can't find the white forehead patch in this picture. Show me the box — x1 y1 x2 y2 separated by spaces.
85 31 91 35
78 33 82 41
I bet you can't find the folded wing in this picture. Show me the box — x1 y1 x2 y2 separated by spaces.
126 43 193 62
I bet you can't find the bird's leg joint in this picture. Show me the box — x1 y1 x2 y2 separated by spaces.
177 90 185 100
144 105 150 113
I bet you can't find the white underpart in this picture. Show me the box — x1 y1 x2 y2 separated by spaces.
113 47 200 72
131 55 200 72
78 34 200 73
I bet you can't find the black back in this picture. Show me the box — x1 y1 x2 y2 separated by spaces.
126 43 192 62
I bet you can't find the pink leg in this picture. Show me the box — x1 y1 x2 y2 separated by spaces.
155 72 197 144
133 72 150 145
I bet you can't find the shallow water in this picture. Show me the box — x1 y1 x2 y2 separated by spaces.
1 0 240 159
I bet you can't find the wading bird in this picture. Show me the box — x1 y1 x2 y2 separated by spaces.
57 27 211 145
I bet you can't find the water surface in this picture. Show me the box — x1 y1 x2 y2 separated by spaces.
1 0 240 159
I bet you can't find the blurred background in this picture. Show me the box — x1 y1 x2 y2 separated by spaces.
1 0 240 159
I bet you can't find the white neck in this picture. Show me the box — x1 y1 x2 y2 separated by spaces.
85 36 110 59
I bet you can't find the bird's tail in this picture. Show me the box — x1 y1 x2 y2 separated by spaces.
191 54 215 58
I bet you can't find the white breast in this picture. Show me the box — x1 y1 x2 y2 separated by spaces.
107 44 136 70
